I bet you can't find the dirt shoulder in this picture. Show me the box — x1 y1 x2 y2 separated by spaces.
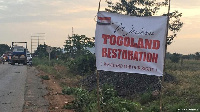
23 66 75 112
23 66 49 112
40 72 74 112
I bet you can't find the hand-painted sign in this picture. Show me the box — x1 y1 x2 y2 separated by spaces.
95 11 168 76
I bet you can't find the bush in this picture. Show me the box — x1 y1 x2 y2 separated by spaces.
62 85 142 112
40 75 50 80
170 53 181 63
62 87 96 112
67 53 96 75
140 92 155 105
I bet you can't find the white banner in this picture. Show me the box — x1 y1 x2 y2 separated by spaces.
95 11 168 76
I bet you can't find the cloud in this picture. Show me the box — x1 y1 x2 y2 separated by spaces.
0 0 99 23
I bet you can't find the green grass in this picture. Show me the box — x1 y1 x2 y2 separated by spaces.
141 59 200 111
40 75 50 80
33 57 200 112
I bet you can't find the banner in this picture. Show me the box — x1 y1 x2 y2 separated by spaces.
95 11 168 76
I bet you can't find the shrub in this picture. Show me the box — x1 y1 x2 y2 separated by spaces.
40 75 50 80
67 53 96 75
170 53 181 63
62 85 142 112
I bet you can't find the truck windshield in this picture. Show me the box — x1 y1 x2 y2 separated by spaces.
13 48 24 52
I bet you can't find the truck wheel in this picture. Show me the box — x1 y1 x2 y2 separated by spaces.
23 61 27 65
11 61 15 65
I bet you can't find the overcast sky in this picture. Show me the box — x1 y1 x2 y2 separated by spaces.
0 0 200 54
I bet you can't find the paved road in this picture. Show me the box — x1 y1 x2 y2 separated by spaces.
0 63 27 112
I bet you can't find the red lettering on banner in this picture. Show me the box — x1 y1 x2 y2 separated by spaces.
137 38 144 48
130 37 138 47
152 53 158 63
143 52 146 61
138 52 143 61
124 37 130 47
101 48 158 63
117 49 122 59
128 51 133 60
107 48 112 58
147 53 152 62
133 51 138 61
152 40 160 50
102 34 109 44
112 49 117 58
101 34 161 50
102 48 107 57
117 36 123 46
145 39 152 49
110 35 116 45
122 50 127 59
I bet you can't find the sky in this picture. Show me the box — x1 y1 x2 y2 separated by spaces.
0 0 200 54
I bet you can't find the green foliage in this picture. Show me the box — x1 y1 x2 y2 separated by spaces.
140 92 154 105
34 44 48 58
34 44 63 59
40 75 50 80
170 53 181 63
195 52 200 60
105 0 183 45
62 87 96 112
67 53 96 75
106 0 167 16
62 85 142 112
64 34 95 58
166 11 183 45
32 57 49 66
0 44 10 55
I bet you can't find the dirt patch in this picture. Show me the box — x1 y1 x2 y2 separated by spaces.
41 73 74 112
23 67 49 112
24 66 76 112
37 65 77 112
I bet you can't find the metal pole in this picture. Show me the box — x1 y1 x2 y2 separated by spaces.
49 53 50 66
160 0 171 111
31 38 32 54
96 69 101 112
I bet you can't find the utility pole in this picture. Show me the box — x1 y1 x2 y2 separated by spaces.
31 33 45 54
72 27 74 36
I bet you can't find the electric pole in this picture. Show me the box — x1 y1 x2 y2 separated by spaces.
31 33 45 54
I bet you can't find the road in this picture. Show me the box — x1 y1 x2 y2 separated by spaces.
0 63 48 112
0 63 27 112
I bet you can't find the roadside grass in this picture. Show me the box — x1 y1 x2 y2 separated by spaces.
33 57 200 112
40 75 50 80
141 59 200 111
32 57 81 87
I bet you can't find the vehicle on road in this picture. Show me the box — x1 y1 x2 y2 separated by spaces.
27 52 32 66
11 42 27 65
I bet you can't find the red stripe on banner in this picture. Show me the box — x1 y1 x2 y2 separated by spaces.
98 17 111 20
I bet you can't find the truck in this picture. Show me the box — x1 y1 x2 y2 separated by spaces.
11 42 27 65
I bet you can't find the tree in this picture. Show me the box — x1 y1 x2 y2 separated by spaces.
105 0 183 45
0 44 10 56
34 44 48 58
64 34 95 58
170 53 181 63
195 52 200 60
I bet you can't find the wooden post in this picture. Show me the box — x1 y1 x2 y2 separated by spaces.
49 53 50 66
96 70 101 112
160 0 171 111
96 1 102 111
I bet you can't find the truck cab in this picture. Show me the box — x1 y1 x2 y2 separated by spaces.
11 46 27 65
